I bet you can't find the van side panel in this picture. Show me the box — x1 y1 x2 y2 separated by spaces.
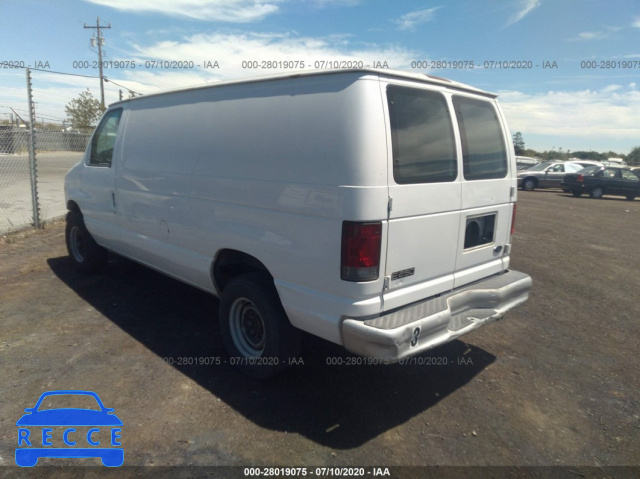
115 74 389 343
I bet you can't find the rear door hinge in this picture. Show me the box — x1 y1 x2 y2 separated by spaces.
387 196 393 213
383 275 391 290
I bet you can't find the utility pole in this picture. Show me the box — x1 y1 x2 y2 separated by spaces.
84 16 111 109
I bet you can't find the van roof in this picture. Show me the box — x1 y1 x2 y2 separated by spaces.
109 68 497 107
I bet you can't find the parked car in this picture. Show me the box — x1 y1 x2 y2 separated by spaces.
517 161 584 191
65 68 532 378
562 166 640 200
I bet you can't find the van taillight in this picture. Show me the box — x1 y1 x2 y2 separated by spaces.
341 221 382 282
577 174 584 183
511 204 517 236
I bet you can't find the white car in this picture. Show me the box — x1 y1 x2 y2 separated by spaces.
65 69 532 378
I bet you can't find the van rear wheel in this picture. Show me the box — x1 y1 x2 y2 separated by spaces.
219 273 302 379
65 211 108 273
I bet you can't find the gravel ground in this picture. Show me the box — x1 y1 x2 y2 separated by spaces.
0 191 638 478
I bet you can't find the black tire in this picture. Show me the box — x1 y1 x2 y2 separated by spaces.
219 273 302 379
65 211 108 273
589 186 604 199
626 195 636 201
522 178 536 191
572 191 582 197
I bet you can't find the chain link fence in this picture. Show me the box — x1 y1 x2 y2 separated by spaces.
1 69 93 234
0 126 33 232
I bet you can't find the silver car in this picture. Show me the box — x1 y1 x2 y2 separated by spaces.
518 161 584 191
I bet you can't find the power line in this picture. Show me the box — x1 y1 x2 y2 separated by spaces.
27 68 143 96
9 67 145 111
0 105 30 112
25 68 142 95
29 67 99 79
103 77 142 97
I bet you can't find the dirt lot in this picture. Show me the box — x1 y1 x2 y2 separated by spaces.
0 191 638 477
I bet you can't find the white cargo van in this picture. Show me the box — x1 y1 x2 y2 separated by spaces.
65 69 532 378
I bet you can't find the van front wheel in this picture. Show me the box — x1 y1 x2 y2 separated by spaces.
219 273 301 379
65 211 108 273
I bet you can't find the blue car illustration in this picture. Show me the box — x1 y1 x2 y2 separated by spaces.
16 390 123 467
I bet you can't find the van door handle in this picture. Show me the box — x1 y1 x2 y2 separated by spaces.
112 192 116 209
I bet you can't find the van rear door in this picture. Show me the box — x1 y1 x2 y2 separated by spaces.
381 82 462 311
450 94 513 288
381 81 514 312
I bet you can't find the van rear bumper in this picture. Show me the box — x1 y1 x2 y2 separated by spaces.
341 270 532 361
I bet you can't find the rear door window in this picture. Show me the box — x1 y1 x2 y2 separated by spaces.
387 85 457 184
602 168 620 178
452 96 508 180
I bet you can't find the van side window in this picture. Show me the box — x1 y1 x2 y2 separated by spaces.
452 96 507 180
387 85 457 184
89 109 122 167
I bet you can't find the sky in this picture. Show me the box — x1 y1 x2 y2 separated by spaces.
0 0 639 154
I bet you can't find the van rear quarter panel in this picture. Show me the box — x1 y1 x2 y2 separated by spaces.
115 73 389 343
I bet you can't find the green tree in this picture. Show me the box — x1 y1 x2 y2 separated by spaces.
65 89 104 130
544 150 563 161
571 150 605 161
512 132 525 155
627 146 640 165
